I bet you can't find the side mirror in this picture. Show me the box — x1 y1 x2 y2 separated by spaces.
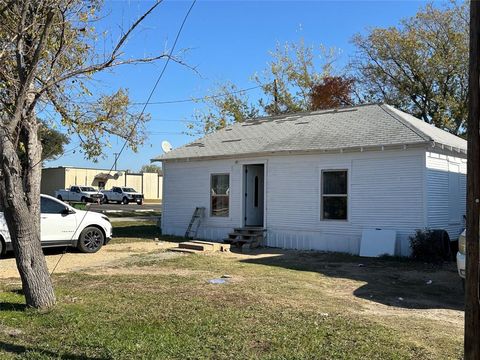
61 207 75 215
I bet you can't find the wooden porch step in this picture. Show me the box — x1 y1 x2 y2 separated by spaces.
233 227 265 233
223 238 261 250
224 238 257 244
223 227 266 251
227 232 263 238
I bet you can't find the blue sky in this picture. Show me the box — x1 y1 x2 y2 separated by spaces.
45 0 428 171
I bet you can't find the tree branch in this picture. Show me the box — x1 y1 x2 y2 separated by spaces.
10 7 55 133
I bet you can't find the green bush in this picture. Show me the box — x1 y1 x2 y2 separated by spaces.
409 229 449 263
70 202 87 210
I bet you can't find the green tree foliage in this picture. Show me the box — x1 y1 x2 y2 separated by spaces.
140 164 163 175
254 40 337 115
351 1 468 135
0 0 186 308
190 40 352 134
17 122 69 165
39 124 69 161
188 82 259 135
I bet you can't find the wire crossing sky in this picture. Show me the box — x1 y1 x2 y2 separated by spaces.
45 0 429 171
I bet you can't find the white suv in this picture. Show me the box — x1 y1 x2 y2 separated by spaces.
0 194 112 256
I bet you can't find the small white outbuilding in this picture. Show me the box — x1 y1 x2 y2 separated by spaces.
153 104 467 256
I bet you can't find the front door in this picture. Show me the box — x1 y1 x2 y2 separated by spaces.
244 164 264 226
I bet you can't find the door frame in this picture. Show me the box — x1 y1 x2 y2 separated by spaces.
241 161 267 228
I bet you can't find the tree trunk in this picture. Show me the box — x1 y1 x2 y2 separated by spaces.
465 1 480 358
0 127 55 309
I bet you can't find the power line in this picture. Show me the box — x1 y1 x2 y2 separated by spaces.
135 85 261 105
112 0 196 161
74 85 262 106
50 0 197 276
148 118 201 123
147 131 184 135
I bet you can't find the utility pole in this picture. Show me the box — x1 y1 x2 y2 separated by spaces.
113 152 119 171
465 2 480 358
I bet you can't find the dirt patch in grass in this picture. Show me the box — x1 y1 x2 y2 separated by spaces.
0 244 465 359
0 241 179 279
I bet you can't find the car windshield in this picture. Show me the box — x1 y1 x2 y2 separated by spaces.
122 188 136 192
80 187 96 192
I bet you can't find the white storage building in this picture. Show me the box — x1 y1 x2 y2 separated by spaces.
153 104 466 256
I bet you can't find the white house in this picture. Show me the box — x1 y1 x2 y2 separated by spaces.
153 104 467 256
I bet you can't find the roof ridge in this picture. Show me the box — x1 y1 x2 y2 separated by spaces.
240 102 383 124
379 104 433 143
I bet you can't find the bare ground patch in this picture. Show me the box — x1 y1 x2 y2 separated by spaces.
0 241 178 279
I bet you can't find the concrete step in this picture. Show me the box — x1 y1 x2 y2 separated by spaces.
178 242 213 252
169 248 203 254
191 240 221 251
174 240 231 253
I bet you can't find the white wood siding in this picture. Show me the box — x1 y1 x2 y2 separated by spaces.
426 152 467 240
162 148 426 256
162 159 242 240
265 150 425 256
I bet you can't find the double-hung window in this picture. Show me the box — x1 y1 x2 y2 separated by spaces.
211 174 230 217
322 170 348 220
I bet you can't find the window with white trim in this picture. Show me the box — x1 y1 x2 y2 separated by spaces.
322 170 348 220
210 174 230 217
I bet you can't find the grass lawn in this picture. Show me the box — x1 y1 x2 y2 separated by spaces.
0 235 464 359
111 221 183 244
106 211 161 218
111 220 161 242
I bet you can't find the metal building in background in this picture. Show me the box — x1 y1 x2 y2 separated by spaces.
41 166 163 201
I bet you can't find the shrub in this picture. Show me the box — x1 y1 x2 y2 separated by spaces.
409 229 450 263
70 202 87 210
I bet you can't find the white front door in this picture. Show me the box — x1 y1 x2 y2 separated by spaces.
244 164 264 227
40 197 77 242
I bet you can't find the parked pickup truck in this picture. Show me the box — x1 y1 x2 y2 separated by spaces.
55 186 104 203
0 194 112 256
101 186 144 205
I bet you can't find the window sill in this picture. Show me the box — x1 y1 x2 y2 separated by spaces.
320 219 349 223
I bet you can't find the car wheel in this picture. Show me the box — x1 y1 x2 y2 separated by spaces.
137 200 143 205
122 197 129 205
101 196 108 204
57 195 63 201
77 227 104 253
80 196 87 203
0 239 4 258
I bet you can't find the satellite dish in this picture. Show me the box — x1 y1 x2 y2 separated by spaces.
161 140 173 153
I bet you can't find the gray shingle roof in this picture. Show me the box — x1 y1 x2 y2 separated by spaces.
153 103 467 161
